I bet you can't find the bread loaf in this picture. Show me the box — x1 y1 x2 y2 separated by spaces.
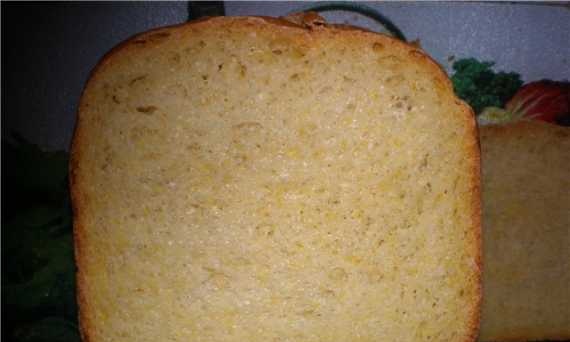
479 121 570 342
70 14 481 342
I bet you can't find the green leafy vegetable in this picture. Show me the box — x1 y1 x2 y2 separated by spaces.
2 136 79 342
451 58 523 114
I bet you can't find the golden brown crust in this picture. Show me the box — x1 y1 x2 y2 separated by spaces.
71 14 482 342
70 87 92 342
479 120 569 342
434 94 481 342
480 321 570 341
485 333 570 342
480 119 570 139
465 107 483 342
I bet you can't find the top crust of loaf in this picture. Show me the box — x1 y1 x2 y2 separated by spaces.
79 14 463 104
71 14 481 342
480 119 570 140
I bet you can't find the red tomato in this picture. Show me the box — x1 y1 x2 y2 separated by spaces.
505 80 570 123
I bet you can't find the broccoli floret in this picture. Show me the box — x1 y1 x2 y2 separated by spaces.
451 58 523 114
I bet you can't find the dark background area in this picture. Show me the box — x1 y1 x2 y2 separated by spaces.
1 2 224 150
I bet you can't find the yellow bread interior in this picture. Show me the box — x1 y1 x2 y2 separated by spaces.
71 16 481 342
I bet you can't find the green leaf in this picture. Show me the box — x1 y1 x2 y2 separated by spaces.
451 58 523 114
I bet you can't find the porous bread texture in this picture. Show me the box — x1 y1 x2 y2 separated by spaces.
479 121 570 342
71 15 481 342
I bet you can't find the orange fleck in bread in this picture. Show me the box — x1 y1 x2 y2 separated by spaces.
70 14 481 342
479 121 570 342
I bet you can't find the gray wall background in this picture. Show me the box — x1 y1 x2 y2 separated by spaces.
2 2 569 151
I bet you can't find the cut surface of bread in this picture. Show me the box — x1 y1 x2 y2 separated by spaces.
70 15 481 342
479 121 570 342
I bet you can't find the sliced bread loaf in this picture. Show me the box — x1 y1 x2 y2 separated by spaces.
70 14 481 342
479 121 570 342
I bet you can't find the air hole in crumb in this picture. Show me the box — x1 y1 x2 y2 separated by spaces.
129 74 147 86
136 106 157 114
386 75 405 84
272 49 283 55
409 50 424 59
420 153 430 169
201 75 208 81
255 224 275 237
372 42 384 51
218 64 224 71
378 55 403 65
187 143 201 151
233 121 263 130
171 52 181 63
343 75 355 83
112 95 120 104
